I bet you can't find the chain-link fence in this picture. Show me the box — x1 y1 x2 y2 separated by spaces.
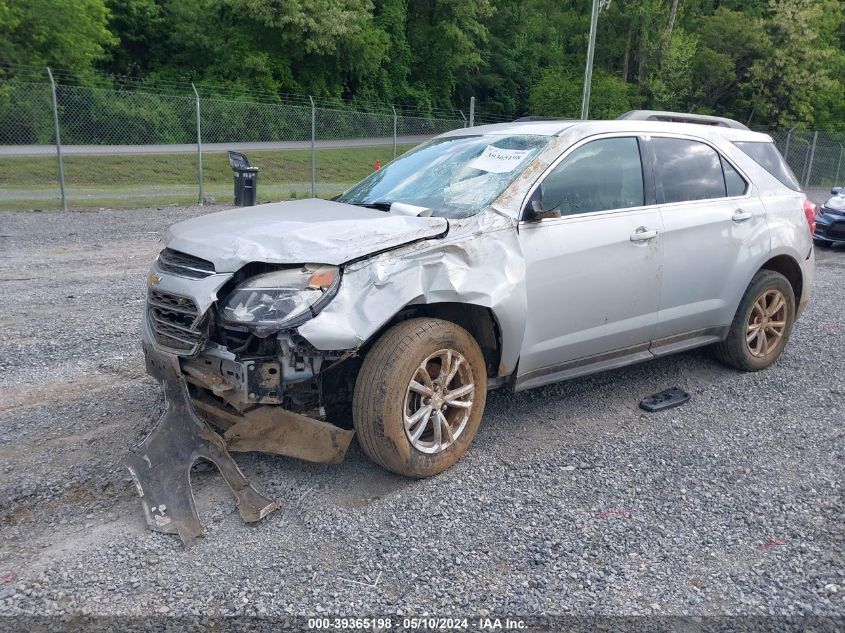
0 68 478 209
765 128 845 191
4 68 843 211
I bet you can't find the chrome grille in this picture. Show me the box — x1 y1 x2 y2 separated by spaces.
147 289 203 354
156 248 215 279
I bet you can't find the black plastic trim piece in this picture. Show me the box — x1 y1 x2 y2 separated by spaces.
639 387 690 412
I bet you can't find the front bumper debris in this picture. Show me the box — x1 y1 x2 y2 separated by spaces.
191 392 354 464
126 354 281 548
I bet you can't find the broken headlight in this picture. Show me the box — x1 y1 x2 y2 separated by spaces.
220 266 339 333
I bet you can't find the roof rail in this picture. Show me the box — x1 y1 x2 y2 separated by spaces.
513 116 573 122
616 110 749 130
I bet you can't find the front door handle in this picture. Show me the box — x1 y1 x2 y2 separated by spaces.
732 208 753 222
630 226 659 242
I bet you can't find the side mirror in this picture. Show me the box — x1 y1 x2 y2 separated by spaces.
524 199 562 221
831 186 843 195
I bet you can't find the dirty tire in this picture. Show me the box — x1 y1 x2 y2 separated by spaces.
713 270 796 371
353 318 487 478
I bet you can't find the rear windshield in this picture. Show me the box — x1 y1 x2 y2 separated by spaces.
733 141 801 191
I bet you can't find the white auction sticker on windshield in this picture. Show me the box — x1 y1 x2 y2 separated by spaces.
468 145 532 173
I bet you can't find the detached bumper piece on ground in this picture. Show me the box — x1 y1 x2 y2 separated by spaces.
126 352 353 547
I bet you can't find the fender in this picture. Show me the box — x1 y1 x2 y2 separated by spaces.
297 209 529 377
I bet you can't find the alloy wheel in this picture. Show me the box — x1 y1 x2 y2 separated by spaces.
403 349 475 454
746 289 788 358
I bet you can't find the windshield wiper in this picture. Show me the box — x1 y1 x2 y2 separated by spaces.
349 201 393 211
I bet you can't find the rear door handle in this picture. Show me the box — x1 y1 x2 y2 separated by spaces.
732 208 753 222
630 226 659 242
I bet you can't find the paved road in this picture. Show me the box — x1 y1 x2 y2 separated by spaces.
0 136 435 157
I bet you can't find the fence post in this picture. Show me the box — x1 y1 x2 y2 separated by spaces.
391 105 397 160
46 67 67 211
459 110 467 128
309 96 316 198
191 83 203 206
805 131 818 188
836 144 843 187
469 97 475 128
800 140 810 186
784 126 794 162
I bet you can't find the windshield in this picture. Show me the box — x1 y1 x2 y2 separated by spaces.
336 134 551 218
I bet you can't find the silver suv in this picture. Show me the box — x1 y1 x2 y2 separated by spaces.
142 111 815 479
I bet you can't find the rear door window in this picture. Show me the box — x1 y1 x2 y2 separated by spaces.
652 137 726 203
733 140 801 191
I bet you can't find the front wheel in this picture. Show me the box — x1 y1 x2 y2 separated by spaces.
352 318 488 478
713 270 796 371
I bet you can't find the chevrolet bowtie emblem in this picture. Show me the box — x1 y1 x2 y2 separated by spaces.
148 273 161 286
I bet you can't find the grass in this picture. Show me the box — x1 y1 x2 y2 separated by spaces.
0 145 414 210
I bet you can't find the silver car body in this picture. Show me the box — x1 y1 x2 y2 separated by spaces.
143 119 814 398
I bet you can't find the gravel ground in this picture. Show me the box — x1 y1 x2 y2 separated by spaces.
0 202 842 622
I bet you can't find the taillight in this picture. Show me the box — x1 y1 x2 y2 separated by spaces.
803 199 816 235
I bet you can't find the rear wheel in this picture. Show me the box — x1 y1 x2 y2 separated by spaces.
352 318 487 478
713 270 795 371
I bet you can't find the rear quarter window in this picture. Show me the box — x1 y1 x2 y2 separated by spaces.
733 141 801 191
722 158 748 197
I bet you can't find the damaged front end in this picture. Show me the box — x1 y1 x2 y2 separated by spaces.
127 190 525 546
129 251 361 547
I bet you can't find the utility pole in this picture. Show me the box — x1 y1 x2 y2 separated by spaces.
580 0 601 120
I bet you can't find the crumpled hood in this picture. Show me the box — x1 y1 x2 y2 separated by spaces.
164 199 448 272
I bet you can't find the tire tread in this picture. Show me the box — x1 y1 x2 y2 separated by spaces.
713 270 795 371
352 318 486 477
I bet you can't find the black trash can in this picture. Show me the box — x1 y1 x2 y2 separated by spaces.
227 151 259 206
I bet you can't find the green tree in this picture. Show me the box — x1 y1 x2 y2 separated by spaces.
647 28 697 112
354 0 413 105
689 7 770 120
131 0 389 99
406 0 494 111
528 68 632 119
746 0 840 127
2 0 845 129
0 0 115 69
101 0 163 76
